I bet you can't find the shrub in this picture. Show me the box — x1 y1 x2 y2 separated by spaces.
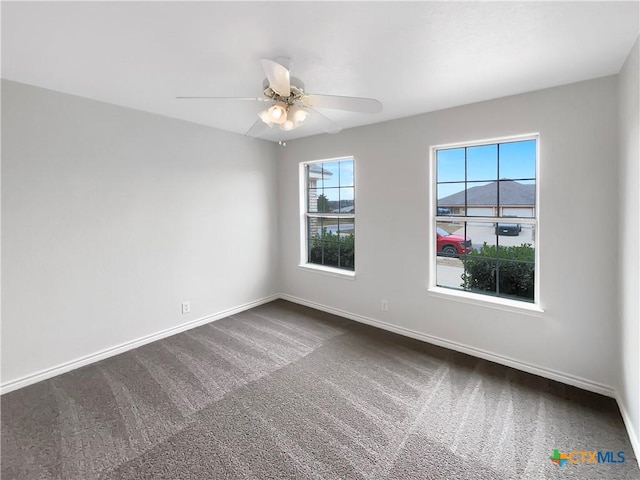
309 229 354 270
461 243 535 301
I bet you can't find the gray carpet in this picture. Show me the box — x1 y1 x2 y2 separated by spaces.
1 300 638 479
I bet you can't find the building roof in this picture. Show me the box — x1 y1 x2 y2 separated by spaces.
439 180 535 206
308 164 333 179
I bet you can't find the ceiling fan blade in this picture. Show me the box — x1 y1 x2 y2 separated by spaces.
244 117 269 138
261 59 291 97
308 108 342 134
176 96 267 101
304 94 382 114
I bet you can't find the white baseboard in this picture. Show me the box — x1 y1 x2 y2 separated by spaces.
279 294 617 398
0 292 619 402
616 394 640 461
0 294 279 395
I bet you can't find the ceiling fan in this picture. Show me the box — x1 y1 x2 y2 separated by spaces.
177 57 383 137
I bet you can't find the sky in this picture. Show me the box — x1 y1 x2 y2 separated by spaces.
437 139 536 199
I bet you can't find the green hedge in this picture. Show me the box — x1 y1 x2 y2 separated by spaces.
309 230 355 270
461 243 535 301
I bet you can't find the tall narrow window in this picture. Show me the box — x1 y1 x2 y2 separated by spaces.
303 157 355 271
433 136 538 303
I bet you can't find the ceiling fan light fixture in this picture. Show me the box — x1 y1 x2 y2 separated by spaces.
289 106 309 126
267 102 288 124
281 119 295 131
258 108 273 127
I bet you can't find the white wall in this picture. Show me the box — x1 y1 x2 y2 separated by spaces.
618 37 640 455
278 76 620 394
1 80 279 388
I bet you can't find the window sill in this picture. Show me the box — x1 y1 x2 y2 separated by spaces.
427 286 543 317
298 263 356 280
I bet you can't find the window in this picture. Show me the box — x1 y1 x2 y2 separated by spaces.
302 157 355 272
433 135 538 304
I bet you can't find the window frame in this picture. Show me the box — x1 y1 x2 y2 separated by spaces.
428 133 542 313
299 156 356 278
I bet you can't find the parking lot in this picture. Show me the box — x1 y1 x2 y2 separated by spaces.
446 223 535 250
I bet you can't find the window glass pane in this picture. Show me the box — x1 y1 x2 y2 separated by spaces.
499 140 536 180
435 220 467 289
319 217 338 236
307 164 327 190
322 187 340 213
463 260 497 295
494 217 524 239
436 220 470 257
308 217 323 264
337 217 355 236
308 188 320 213
497 260 535 302
467 144 497 181
460 221 497 295
322 238 340 267
308 217 340 268
462 251 497 297
339 187 355 214
465 181 496 216
437 182 465 214
321 162 340 188
318 193 333 213
498 180 535 218
309 217 322 236
339 160 354 187
338 218 355 270
496 222 536 257
465 221 495 254
436 259 464 290
322 220 340 268
308 217 357 268
437 148 465 183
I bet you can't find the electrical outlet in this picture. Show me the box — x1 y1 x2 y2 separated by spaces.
381 299 389 311
181 301 190 315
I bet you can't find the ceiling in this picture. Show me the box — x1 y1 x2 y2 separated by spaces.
2 1 639 142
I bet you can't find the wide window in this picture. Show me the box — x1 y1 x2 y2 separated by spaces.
303 157 355 272
433 136 538 303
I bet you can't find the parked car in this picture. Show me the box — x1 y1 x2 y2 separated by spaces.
495 216 522 236
436 227 472 256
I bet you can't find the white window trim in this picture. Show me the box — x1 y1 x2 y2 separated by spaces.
298 263 357 279
299 156 356 277
427 287 543 316
427 133 542 310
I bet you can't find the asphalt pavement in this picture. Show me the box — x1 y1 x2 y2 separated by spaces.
449 223 535 251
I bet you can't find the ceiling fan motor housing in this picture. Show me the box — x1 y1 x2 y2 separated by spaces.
262 77 305 104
